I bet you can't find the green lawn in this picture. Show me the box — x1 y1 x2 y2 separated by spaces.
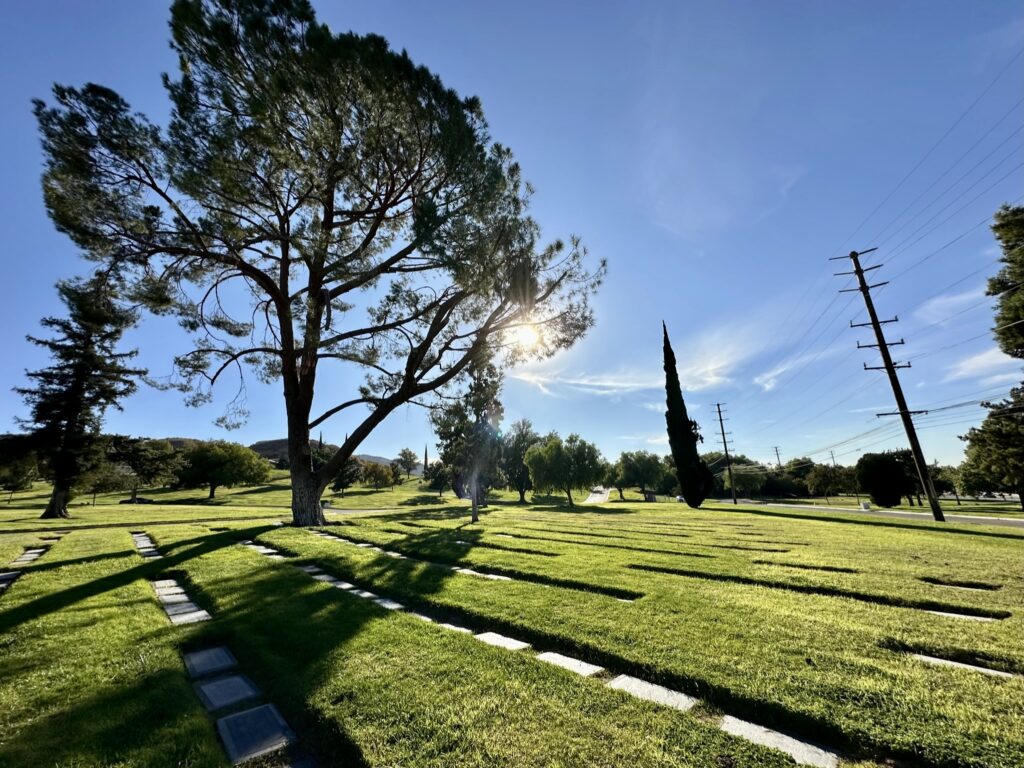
1 484 1021 767
766 496 1024 518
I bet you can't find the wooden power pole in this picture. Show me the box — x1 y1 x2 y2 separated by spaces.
833 249 944 521
715 403 738 504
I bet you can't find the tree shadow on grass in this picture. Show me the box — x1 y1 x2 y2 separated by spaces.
705 505 1024 541
0 527 276 635
627 563 1012 619
296 526 905 766
399 494 452 506
0 666 225 767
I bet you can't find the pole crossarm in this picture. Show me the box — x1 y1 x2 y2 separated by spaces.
836 249 945 521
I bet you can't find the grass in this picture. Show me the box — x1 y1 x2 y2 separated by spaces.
0 528 224 766
767 496 1024 518
1 478 1021 767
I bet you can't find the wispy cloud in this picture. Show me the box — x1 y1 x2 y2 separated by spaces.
509 368 661 397
753 345 844 392
914 287 986 326
512 320 772 398
617 433 670 446
945 347 1021 385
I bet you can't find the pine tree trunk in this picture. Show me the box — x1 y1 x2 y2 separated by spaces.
208 483 216 500
131 486 138 502
953 489 961 505
292 469 327 527
565 488 574 508
518 487 526 503
41 485 71 519
617 488 624 501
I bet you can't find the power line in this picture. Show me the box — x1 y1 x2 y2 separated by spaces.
828 41 1024 259
866 97 1024 246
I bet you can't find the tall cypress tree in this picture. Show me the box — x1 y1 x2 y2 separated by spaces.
663 323 714 508
17 275 143 518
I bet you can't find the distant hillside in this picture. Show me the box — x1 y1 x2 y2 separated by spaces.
248 440 422 475
249 438 339 463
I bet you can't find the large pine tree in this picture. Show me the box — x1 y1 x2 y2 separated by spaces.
17 276 142 518
663 323 714 508
33 0 604 526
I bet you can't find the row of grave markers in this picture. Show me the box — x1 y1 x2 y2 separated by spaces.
1 533 66 596
182 645 311 766
127 532 311 765
252 536 841 768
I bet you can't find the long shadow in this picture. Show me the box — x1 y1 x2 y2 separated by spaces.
752 560 860 574
627 563 1012 619
0 527 276 635
349 507 475 523
381 528 559 558
878 637 1024 676
167 548 373 767
485 529 717 559
703 505 1024 541
295 527 919 768
226 483 292 497
0 667 224 766
0 513 285 536
399 494 451 507
513 524 691 541
320 526 642 601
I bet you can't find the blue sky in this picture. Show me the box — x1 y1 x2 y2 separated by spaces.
1 1 1022 468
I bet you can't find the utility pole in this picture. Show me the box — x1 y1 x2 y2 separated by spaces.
833 249 944 521
830 449 860 504
773 446 782 471
715 403 737 504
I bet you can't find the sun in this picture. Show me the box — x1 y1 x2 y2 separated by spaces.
512 323 541 350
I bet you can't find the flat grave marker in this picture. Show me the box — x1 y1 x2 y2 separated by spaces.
536 652 604 677
217 703 296 764
608 674 697 712
720 715 839 768
474 631 531 651
195 674 261 712
184 646 239 679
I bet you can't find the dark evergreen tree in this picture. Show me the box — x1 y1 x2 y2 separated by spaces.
330 458 363 497
17 276 142 518
109 437 179 502
0 435 38 504
662 323 714 508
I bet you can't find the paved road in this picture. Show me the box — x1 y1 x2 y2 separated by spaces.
767 503 1024 529
582 487 610 504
